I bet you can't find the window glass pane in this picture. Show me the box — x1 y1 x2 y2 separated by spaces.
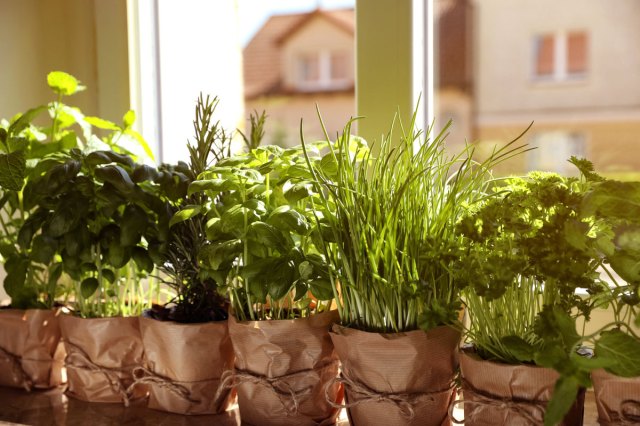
534 34 555 77
568 31 588 75
330 51 349 80
298 53 320 83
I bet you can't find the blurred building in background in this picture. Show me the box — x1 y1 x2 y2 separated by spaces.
471 0 640 178
244 1 473 149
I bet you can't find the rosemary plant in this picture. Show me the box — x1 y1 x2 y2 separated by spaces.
303 111 528 333
153 95 232 323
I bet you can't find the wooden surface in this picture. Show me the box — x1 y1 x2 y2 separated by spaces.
0 386 600 425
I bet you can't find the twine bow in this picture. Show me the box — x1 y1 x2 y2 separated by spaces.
449 381 546 425
126 366 201 404
325 372 454 420
601 400 640 425
0 346 33 391
64 342 137 407
216 361 338 416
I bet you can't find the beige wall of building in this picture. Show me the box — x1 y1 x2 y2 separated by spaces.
477 121 640 178
474 0 640 116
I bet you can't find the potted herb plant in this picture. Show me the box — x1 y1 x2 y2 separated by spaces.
129 95 237 415
452 166 606 426
302 113 525 426
0 71 149 391
187 133 341 425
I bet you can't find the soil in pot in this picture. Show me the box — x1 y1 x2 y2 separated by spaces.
133 314 235 415
329 324 460 426
0 308 64 390
225 310 342 426
592 368 640 424
456 350 585 426
59 314 146 404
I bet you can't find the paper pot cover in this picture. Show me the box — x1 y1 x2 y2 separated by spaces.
137 316 235 414
60 314 146 404
592 368 640 424
0 308 64 390
329 324 460 426
458 350 585 426
228 310 342 426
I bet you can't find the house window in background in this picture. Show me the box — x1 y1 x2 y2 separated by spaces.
298 52 320 84
533 31 588 81
296 50 350 90
528 131 586 175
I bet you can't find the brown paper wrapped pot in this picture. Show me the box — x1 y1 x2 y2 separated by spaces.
60 314 146 404
458 350 585 426
0 308 64 390
592 368 640 424
329 324 460 426
137 316 235 415
228 310 342 426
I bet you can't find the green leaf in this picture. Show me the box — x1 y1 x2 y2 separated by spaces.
132 247 154 273
80 277 99 299
595 329 640 377
267 208 310 234
8 106 47 136
120 204 147 246
169 205 203 227
94 164 135 194
0 150 26 191
309 278 333 301
123 110 136 129
500 335 535 363
298 260 314 280
84 116 120 131
132 164 160 182
108 242 130 269
188 178 238 195
30 234 58 264
47 71 85 96
198 240 242 270
267 259 296 300
609 251 640 284
101 268 116 283
284 181 312 204
544 376 580 426
247 221 287 251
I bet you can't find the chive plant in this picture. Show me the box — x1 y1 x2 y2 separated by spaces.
303 111 528 333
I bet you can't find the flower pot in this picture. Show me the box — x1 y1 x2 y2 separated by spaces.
225 310 342 426
456 350 585 426
132 316 235 415
59 314 145 404
0 308 64 390
592 368 640 424
329 324 460 426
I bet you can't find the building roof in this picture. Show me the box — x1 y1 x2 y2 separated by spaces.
243 3 471 99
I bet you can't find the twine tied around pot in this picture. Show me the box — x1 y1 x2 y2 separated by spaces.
449 380 546 424
216 360 339 416
64 342 137 406
125 366 201 404
0 345 33 391
601 400 640 426
325 372 454 420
